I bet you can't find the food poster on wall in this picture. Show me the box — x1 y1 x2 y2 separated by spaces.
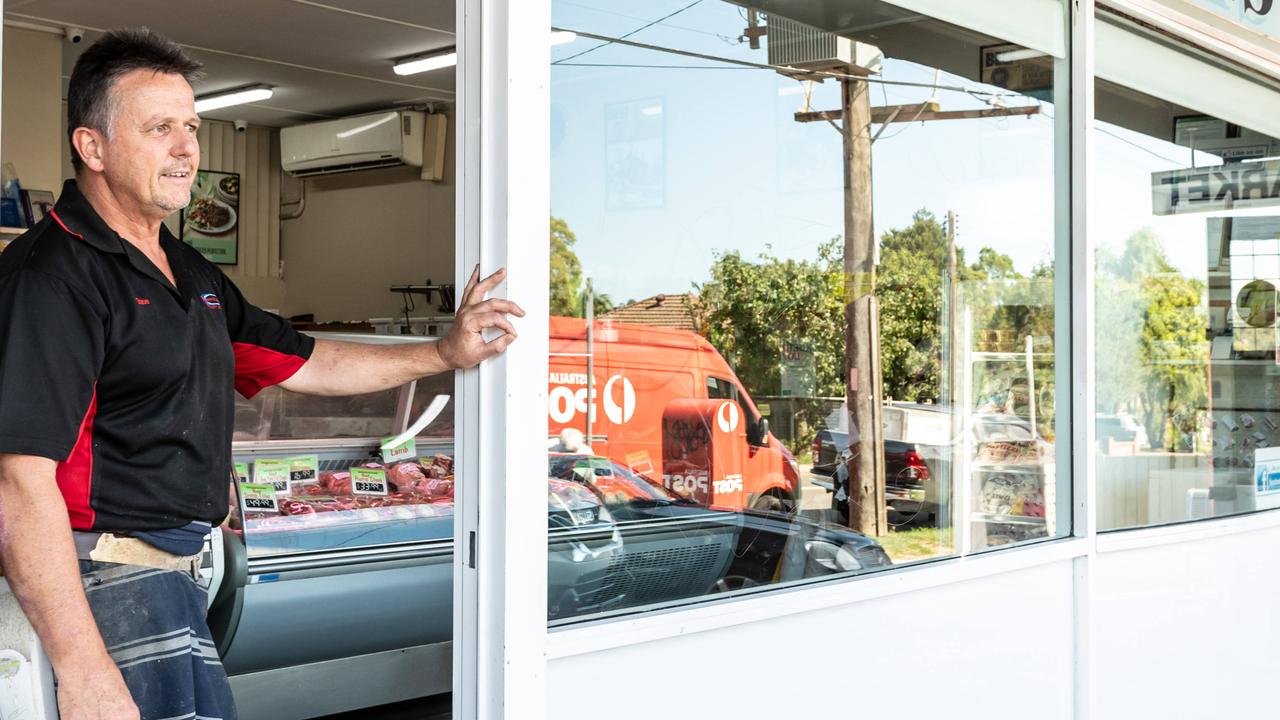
181 170 239 264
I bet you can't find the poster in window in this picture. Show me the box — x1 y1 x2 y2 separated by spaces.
605 97 665 211
181 170 239 265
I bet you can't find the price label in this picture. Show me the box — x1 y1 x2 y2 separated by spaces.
233 462 249 484
351 466 389 496
239 482 279 513
253 458 292 494
288 455 319 487
380 436 417 464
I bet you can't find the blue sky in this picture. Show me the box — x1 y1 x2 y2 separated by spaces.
550 0 1222 303
550 0 1058 303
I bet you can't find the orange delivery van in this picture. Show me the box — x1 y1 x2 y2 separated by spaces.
547 316 800 512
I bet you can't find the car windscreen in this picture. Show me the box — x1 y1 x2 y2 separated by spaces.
547 455 685 506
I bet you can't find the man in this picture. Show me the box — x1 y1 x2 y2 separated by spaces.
0 29 522 720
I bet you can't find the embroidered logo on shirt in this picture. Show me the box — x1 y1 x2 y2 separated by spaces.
200 293 223 309
135 297 151 305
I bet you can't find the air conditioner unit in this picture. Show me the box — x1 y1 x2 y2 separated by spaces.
281 110 425 177
766 15 882 75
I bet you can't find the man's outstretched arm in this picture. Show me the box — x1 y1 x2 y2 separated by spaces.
280 266 525 397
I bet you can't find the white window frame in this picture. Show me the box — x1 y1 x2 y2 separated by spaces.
453 0 552 718
463 0 1097 715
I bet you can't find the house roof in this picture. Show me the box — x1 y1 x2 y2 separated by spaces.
600 293 699 332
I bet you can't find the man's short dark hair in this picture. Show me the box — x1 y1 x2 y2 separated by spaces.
66 28 204 171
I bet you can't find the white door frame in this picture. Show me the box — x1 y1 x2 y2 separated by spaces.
453 0 552 718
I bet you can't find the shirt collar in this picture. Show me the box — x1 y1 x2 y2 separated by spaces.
49 179 170 256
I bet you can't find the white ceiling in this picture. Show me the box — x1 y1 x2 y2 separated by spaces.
4 0 457 127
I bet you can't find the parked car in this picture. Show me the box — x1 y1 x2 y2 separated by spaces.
1096 413 1148 449
548 453 892 599
810 429 849 477
823 410 1049 526
814 422 936 517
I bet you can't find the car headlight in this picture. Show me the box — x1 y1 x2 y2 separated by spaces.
569 504 612 526
804 539 863 572
788 456 800 478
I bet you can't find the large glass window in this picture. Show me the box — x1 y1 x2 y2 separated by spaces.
1094 18 1280 530
547 0 1070 623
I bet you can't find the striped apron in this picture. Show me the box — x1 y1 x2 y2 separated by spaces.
78 560 238 720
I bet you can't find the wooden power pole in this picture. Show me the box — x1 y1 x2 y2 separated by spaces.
841 77 887 538
790 60 1039 539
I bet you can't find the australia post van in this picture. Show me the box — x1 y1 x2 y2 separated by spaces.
547 316 800 512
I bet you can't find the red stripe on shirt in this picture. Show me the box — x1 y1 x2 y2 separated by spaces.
48 209 85 240
233 342 308 398
56 390 97 530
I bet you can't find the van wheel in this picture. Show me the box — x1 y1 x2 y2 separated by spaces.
751 494 786 515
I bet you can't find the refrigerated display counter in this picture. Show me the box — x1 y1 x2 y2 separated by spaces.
209 333 892 720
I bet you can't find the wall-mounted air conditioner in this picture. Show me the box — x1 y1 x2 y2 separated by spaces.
281 110 429 177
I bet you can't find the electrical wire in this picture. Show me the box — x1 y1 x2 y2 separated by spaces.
553 26 1016 99
558 0 734 42
554 0 706 65
554 62 754 70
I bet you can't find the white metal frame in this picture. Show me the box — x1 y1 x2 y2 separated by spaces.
541 0 1095 666
453 0 551 718
459 0 1280 717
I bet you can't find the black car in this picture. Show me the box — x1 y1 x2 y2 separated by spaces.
547 453 893 616
813 423 935 523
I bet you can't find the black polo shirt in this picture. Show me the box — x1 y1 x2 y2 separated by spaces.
0 180 314 532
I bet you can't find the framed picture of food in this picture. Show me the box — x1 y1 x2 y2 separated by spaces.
181 170 239 265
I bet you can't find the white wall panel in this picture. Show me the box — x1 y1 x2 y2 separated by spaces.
549 562 1077 720
885 0 1066 57
196 121 285 308
1095 519 1280 720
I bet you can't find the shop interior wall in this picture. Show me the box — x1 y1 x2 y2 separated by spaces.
1094 521 1280 719
2 27 63 199
279 109 455 324
196 122 286 311
547 561 1077 719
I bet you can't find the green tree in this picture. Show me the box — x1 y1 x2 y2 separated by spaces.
1095 228 1207 450
1140 271 1207 450
549 216 616 318
550 216 583 316
699 238 846 399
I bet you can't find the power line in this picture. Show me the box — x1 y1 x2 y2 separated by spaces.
554 62 753 70
554 0 706 65
553 26 1012 99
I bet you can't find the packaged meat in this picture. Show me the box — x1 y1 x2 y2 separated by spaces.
389 461 430 494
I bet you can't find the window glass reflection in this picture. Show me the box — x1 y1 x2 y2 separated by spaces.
548 0 1067 623
1095 66 1280 530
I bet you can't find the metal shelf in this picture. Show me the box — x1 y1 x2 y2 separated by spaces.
970 511 1046 527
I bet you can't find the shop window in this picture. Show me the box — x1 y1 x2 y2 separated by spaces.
229 335 455 557
1094 16 1280 530
547 0 1069 624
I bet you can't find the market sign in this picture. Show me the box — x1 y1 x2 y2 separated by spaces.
1151 160 1280 215
1187 0 1280 41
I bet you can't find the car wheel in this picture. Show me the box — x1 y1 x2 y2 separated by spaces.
751 494 786 515
709 576 760 593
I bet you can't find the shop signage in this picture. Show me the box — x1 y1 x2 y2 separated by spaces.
1187 0 1280 41
980 43 1053 96
1151 160 1280 214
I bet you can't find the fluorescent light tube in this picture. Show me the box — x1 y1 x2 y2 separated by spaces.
195 85 273 113
394 50 457 75
995 48 1048 63
395 31 578 76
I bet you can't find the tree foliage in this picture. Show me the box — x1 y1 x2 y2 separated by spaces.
699 238 846 399
550 216 615 318
1096 228 1207 450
